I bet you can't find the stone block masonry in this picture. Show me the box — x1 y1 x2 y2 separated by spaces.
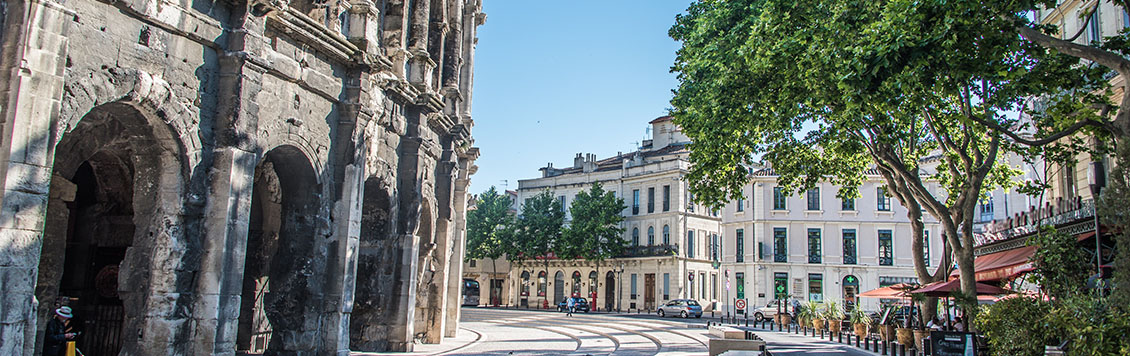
0 0 484 354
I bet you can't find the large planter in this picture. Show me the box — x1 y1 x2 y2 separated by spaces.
896 328 914 346
913 329 930 350
812 318 826 331
881 325 897 341
829 319 843 333
854 323 869 338
776 314 792 326
798 317 810 328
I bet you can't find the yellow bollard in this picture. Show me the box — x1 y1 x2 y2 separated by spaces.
65 341 76 356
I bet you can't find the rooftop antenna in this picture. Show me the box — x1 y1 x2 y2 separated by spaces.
500 179 509 189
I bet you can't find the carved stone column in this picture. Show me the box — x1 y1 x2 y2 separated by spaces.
0 1 73 354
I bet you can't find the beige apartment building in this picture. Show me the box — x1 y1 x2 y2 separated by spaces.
466 116 726 312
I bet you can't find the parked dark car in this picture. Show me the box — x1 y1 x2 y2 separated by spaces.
657 299 703 318
557 297 590 313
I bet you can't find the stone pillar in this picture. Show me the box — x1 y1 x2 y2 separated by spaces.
406 0 434 88
389 133 426 352
415 154 456 344
191 5 268 354
381 0 409 78
444 156 473 337
324 162 364 355
441 0 464 91
193 147 258 356
0 0 72 354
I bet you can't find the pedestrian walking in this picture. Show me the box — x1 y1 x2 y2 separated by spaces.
44 306 78 356
566 297 575 317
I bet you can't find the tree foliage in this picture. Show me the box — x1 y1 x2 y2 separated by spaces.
668 0 1121 317
563 182 628 263
465 187 514 262
512 190 566 264
1028 227 1091 300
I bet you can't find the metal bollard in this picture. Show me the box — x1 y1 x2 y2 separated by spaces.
746 318 750 328
881 341 888 356
856 334 860 348
838 331 842 343
899 343 905 356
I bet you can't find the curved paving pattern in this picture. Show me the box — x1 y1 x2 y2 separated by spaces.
452 308 710 355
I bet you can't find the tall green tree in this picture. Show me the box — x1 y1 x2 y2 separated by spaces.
512 190 565 305
668 0 1116 323
564 182 628 298
465 187 515 291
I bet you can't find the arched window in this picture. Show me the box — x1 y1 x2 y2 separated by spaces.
588 271 598 295
572 271 582 295
521 271 531 297
537 271 547 297
632 227 640 246
663 225 670 245
647 226 655 246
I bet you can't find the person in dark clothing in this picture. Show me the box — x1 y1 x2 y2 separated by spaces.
43 306 77 356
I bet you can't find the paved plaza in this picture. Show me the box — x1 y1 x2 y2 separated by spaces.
354 308 880 356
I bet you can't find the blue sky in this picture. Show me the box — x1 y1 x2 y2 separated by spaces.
468 0 693 195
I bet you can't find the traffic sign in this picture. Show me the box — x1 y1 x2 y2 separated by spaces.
735 299 747 311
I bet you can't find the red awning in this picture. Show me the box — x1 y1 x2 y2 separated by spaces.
950 245 1037 282
911 279 1012 297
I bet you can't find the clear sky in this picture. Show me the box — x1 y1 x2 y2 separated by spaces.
468 0 693 195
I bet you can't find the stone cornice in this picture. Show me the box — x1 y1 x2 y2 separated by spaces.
267 9 359 63
415 91 444 112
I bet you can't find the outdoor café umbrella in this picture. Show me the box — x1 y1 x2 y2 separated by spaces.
858 283 917 298
910 279 1011 298
911 279 1012 330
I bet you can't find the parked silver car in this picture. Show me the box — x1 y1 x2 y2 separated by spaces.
752 300 786 322
657 299 703 318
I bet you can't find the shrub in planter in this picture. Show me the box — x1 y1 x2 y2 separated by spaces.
850 308 871 338
974 296 1056 356
896 327 914 346
824 300 845 332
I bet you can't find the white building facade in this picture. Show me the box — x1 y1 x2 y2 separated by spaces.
719 169 945 314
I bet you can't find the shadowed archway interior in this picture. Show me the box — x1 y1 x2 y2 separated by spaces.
237 145 321 355
34 102 185 356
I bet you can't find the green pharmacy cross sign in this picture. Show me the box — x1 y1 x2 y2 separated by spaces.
845 276 856 284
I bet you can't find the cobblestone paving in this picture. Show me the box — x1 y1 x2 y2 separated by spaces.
447 308 710 355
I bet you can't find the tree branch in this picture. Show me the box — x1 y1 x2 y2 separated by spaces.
1016 21 1130 77
969 107 1109 146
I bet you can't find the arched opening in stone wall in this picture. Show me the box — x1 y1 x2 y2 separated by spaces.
34 102 185 356
236 145 320 355
605 271 615 311
350 177 396 351
571 271 581 296
553 271 564 305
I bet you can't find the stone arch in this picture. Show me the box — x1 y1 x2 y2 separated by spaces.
35 97 190 355
605 271 616 311
349 176 399 351
553 270 565 304
571 270 582 296
236 144 323 354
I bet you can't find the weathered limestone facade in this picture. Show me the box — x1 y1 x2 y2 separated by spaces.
0 0 484 354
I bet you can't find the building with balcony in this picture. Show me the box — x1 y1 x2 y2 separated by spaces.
719 169 945 314
494 116 724 312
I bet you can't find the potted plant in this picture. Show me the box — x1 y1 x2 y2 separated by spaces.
798 300 818 328
850 307 871 338
811 302 826 331
877 305 898 342
910 293 930 350
824 300 845 333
